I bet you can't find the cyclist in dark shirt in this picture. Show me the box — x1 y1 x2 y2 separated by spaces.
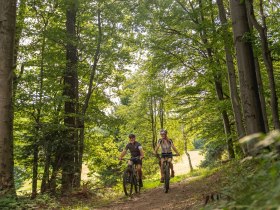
119 133 144 187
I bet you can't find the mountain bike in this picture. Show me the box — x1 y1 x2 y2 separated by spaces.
121 157 142 196
157 153 179 193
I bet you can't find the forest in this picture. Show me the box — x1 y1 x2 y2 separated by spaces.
1 0 280 209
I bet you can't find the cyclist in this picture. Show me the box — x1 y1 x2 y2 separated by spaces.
153 129 180 183
119 133 144 187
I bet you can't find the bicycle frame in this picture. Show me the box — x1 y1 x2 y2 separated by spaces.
157 154 179 193
122 157 141 196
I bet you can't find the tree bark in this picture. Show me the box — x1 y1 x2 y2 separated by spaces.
246 0 280 129
41 140 51 194
246 14 269 133
31 141 39 199
216 0 246 140
0 0 17 196
150 96 157 149
253 56 269 133
229 0 266 154
159 98 164 129
62 0 79 193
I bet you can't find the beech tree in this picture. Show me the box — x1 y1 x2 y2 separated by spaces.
0 0 17 196
216 0 246 140
246 0 280 130
229 0 266 153
61 0 79 193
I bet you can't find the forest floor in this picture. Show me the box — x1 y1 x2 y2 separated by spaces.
56 151 224 210
93 171 222 210
17 151 226 210
71 150 221 210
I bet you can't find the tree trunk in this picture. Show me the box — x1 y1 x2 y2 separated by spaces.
150 96 157 149
31 142 39 199
41 140 51 194
62 0 79 193
246 0 280 129
229 0 266 154
216 0 246 140
159 98 164 129
182 127 193 172
253 56 269 133
245 2 269 133
49 152 62 194
0 0 17 196
215 77 235 159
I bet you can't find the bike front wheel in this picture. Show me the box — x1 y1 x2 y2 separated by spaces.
133 175 140 193
164 162 170 193
123 169 133 196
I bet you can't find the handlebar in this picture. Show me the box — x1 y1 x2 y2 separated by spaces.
119 156 143 161
155 153 180 158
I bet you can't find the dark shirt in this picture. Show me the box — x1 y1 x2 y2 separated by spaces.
125 141 142 157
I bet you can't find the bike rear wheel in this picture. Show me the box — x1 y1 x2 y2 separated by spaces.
164 162 170 193
123 169 133 196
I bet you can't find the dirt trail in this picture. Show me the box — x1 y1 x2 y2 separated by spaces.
95 173 221 210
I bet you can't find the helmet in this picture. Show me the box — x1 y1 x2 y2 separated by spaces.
128 133 136 138
160 129 167 134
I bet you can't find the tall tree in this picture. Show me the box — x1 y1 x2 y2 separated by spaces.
0 0 17 196
246 5 269 133
229 0 266 152
62 0 79 193
246 0 280 130
216 0 246 140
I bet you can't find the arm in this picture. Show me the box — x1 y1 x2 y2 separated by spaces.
119 149 127 160
154 143 160 154
139 148 144 159
171 144 180 155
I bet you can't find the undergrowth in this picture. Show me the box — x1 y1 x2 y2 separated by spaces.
205 155 280 209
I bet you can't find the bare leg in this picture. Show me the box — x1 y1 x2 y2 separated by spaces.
136 164 142 179
169 159 174 177
161 158 165 176
137 164 143 187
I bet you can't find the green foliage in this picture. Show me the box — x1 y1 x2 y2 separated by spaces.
202 132 280 209
0 196 18 210
0 194 59 210
14 166 29 190
213 158 280 209
9 0 280 207
193 139 204 149
200 139 226 168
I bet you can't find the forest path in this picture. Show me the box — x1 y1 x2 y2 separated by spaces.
95 172 221 210
94 151 222 210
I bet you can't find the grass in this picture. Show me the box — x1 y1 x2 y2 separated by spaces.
9 167 218 210
142 167 217 191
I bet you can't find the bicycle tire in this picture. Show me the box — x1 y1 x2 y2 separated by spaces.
133 174 139 193
164 162 170 193
123 169 133 196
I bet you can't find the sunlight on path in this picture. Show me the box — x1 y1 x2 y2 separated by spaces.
173 150 204 175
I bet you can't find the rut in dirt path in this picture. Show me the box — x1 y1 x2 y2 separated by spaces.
95 174 221 210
